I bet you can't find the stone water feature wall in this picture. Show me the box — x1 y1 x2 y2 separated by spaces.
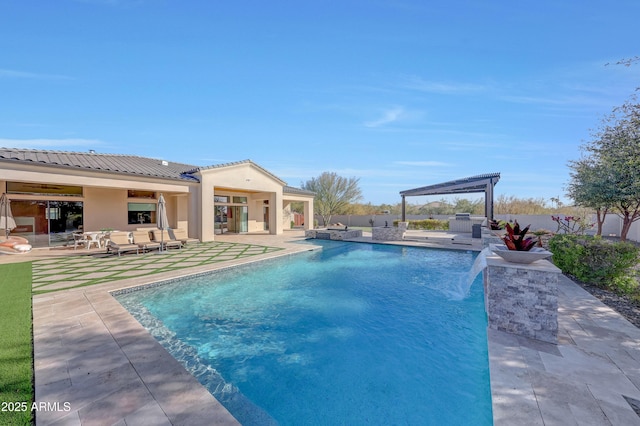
372 222 408 241
484 256 559 344
481 228 503 248
305 229 363 240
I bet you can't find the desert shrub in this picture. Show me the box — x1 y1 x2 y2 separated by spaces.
395 219 449 230
549 234 639 292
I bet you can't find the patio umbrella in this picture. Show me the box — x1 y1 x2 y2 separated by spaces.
0 193 17 237
157 193 168 253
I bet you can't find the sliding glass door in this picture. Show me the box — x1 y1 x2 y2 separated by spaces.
230 206 248 233
10 200 83 247
214 195 248 234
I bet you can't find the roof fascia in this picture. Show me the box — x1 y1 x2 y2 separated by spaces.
196 160 287 186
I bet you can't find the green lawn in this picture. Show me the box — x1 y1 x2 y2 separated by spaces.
0 262 34 426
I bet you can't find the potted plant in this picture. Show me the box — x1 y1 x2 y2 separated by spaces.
491 221 552 264
489 219 510 237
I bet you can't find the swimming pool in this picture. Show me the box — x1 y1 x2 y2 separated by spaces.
116 241 492 425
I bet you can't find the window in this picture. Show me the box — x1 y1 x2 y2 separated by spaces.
128 203 157 225
233 196 247 204
7 182 82 196
128 190 156 199
214 195 229 203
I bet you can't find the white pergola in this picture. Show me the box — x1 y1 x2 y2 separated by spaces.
400 173 501 221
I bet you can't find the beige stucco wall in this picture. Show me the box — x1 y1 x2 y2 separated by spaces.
195 162 289 241
83 187 128 231
2 160 313 245
82 188 183 232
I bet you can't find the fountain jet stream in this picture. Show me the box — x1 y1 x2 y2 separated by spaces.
468 247 491 285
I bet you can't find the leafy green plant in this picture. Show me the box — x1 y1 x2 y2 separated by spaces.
397 219 449 230
489 219 510 230
548 234 639 290
502 221 536 251
531 229 552 247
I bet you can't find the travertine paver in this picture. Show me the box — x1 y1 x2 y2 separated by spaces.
32 235 312 425
489 273 640 425
19 231 640 425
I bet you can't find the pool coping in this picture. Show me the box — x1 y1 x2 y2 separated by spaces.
31 235 640 425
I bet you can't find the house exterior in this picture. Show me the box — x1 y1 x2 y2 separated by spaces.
0 148 314 248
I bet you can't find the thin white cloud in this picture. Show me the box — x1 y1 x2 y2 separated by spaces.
497 94 602 106
393 160 452 167
0 138 103 149
364 107 404 128
402 76 486 94
0 68 72 80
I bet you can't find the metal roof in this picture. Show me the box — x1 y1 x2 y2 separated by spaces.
0 147 316 198
400 173 501 197
283 185 315 196
0 148 200 182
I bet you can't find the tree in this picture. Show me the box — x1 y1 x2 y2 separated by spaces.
569 97 640 240
567 157 613 235
452 197 484 215
302 172 362 226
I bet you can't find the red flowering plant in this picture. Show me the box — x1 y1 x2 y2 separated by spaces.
501 221 537 251
551 215 594 235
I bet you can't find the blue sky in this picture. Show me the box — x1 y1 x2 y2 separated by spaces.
1 1 638 206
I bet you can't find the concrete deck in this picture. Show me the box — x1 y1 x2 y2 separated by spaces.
16 231 640 424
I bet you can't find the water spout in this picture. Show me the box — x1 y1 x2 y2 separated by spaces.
468 247 491 285
442 248 492 301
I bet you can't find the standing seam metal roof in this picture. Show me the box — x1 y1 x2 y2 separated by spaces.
400 173 501 196
0 149 313 198
0 148 200 181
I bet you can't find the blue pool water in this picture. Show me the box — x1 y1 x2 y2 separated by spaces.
116 241 492 425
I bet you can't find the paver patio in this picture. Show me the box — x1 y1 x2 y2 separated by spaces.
32 241 284 294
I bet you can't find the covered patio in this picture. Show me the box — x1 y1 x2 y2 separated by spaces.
400 172 501 221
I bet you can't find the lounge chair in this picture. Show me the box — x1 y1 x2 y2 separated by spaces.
0 231 32 254
170 228 200 245
108 232 139 256
151 229 182 250
132 230 161 252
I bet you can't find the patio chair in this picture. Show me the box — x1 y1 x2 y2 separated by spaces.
72 232 88 250
132 230 161 252
151 229 183 250
170 228 200 245
85 232 102 249
108 232 139 256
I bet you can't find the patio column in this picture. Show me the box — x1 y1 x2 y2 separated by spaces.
304 198 313 230
198 176 215 242
271 191 284 235
485 179 494 220
401 195 406 222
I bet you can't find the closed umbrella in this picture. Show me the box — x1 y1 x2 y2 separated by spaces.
0 193 17 237
156 193 169 253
